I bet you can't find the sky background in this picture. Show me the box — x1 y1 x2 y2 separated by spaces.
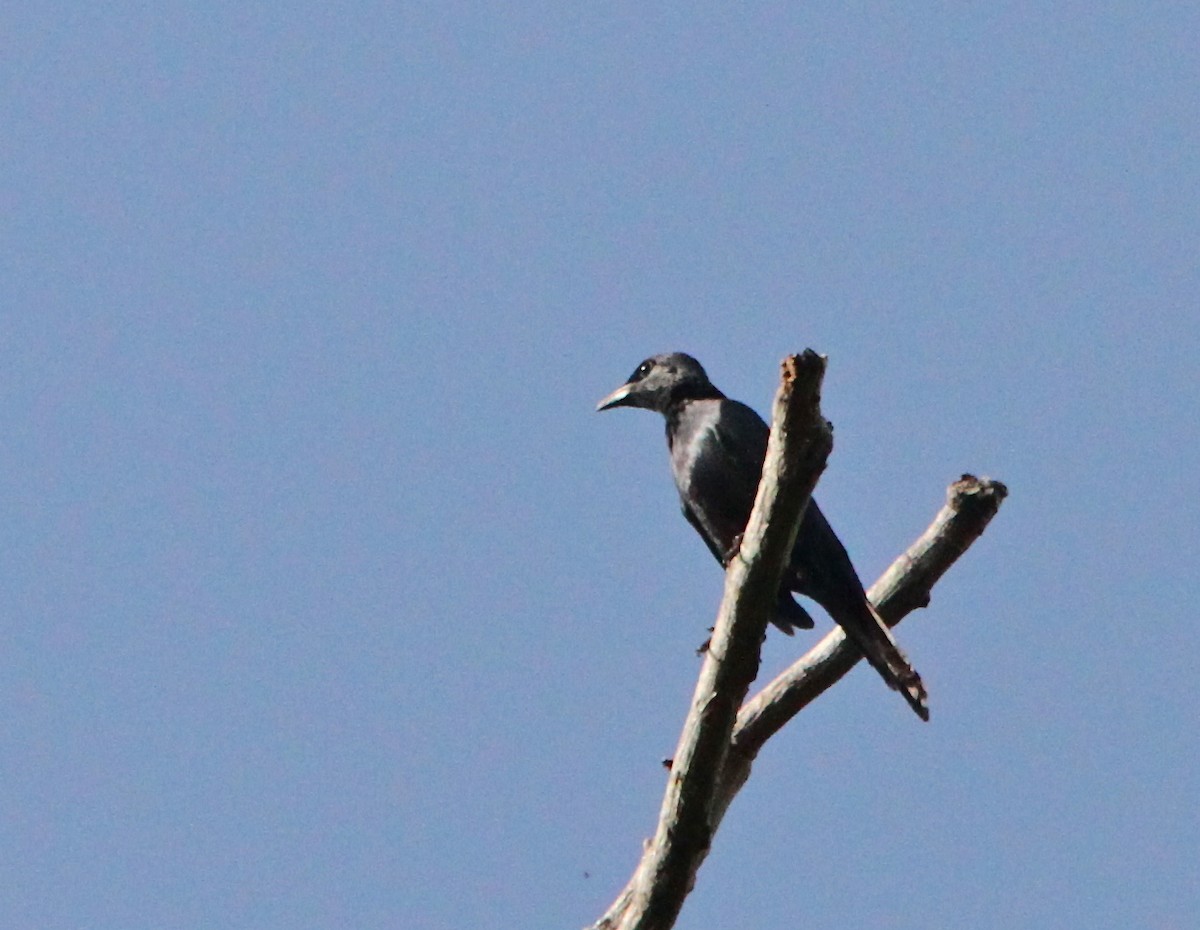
2 3 1197 929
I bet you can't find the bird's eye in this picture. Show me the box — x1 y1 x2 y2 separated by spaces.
630 360 654 382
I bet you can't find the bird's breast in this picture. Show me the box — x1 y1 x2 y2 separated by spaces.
669 418 717 494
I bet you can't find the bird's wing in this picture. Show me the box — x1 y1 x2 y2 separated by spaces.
680 500 729 564
673 400 769 562
709 400 771 487
678 402 815 632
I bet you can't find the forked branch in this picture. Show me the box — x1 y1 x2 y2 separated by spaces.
589 358 1007 930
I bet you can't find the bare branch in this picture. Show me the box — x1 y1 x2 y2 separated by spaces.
588 350 1010 929
733 475 1007 754
592 352 833 930
591 475 1007 928
715 475 1008 821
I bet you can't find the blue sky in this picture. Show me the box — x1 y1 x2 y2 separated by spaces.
2 4 1196 929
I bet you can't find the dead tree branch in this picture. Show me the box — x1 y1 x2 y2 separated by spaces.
716 474 1007 822
588 356 1007 930
592 352 832 930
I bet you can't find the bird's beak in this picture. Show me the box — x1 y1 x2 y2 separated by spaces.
596 383 634 411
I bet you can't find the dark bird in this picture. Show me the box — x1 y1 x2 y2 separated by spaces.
597 352 928 720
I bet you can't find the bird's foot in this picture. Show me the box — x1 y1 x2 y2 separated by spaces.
722 533 744 566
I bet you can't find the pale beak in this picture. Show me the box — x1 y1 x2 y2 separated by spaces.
595 383 634 411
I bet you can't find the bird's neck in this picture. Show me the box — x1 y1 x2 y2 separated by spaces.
664 387 725 444
668 383 725 409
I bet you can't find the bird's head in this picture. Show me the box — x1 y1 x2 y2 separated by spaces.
596 353 720 415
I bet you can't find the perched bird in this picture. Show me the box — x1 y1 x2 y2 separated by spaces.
597 352 928 720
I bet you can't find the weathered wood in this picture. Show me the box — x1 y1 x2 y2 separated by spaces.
733 475 1007 756
588 364 1008 930
593 352 833 930
716 475 1008 823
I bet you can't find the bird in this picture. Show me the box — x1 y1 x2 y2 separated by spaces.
596 352 929 720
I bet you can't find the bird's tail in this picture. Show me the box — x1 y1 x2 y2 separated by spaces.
841 599 929 721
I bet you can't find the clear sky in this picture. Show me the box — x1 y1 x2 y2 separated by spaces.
2 4 1196 929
